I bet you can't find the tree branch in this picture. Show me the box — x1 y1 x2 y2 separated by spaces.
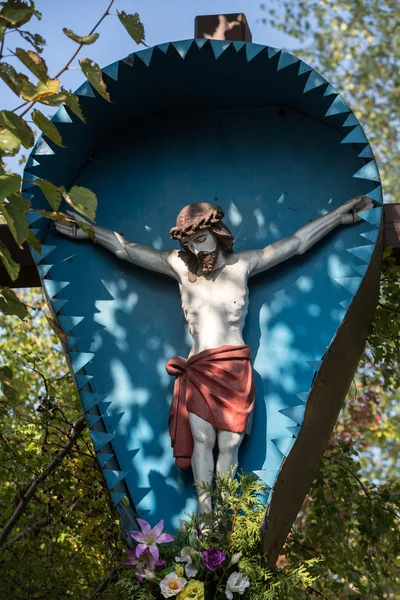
0 414 86 549
86 567 118 600
5 516 50 546
17 0 116 118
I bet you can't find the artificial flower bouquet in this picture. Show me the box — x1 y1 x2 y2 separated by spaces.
119 470 273 600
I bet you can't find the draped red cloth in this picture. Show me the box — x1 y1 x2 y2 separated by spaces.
165 345 255 470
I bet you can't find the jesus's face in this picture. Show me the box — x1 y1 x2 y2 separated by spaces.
182 229 220 273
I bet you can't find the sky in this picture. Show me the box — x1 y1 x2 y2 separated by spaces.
3 0 298 111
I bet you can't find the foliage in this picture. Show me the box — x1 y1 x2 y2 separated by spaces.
0 0 144 306
0 290 126 598
261 1 400 597
110 470 320 600
0 2 147 597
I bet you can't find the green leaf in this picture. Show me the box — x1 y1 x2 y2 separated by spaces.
32 109 64 147
0 173 21 199
39 89 85 122
0 110 34 148
117 11 145 44
79 59 110 102
63 91 85 122
20 76 60 102
62 185 97 220
0 128 21 156
1 193 30 246
62 28 99 45
15 47 48 83
19 30 46 53
0 63 24 96
0 242 20 281
35 179 62 211
383 245 393 260
0 365 13 381
159 566 175 577
0 1 41 28
26 228 41 254
0 365 16 400
121 495 130 507
0 286 28 319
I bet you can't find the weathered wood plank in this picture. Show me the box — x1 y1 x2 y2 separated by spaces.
263 226 383 565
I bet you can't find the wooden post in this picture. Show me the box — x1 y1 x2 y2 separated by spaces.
194 13 252 41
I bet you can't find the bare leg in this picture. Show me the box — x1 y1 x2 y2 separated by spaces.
216 430 244 476
188 412 216 514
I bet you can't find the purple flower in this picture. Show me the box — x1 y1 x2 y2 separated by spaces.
129 518 174 560
202 547 226 571
122 548 165 581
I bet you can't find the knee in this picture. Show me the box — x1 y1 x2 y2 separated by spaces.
192 428 215 450
218 435 242 456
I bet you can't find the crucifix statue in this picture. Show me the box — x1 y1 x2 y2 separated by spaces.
56 195 371 514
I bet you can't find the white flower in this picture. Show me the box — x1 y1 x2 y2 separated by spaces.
160 572 187 598
229 552 243 566
175 546 198 577
225 572 250 599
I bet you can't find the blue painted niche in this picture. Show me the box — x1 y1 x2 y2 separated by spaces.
24 40 382 533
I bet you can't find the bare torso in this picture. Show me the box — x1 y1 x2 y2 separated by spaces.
175 253 250 355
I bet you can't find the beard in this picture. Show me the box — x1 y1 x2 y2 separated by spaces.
197 249 220 273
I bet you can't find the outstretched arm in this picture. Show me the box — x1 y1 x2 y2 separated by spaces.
55 212 179 280
244 195 372 277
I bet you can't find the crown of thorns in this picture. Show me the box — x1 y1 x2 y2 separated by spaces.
170 205 225 241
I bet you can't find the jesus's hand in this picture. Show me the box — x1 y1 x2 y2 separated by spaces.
54 211 91 240
337 195 373 225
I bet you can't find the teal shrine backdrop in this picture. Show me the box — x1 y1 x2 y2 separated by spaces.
23 39 382 534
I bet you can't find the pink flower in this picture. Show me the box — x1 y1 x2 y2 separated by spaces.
122 547 165 581
130 518 174 560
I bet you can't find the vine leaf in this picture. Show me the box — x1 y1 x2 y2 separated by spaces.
0 365 16 401
79 58 110 102
40 89 86 122
32 109 64 147
26 229 41 255
0 173 21 199
62 185 97 220
0 110 34 148
0 286 28 319
0 127 20 156
35 179 62 211
62 28 99 45
116 11 145 44
19 31 46 53
20 77 60 102
0 2 41 28
0 243 20 282
63 91 85 122
1 193 30 247
15 48 48 83
0 63 24 96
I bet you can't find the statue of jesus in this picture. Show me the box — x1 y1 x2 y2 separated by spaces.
56 196 371 513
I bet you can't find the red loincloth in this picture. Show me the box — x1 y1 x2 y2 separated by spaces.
165 345 256 470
